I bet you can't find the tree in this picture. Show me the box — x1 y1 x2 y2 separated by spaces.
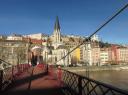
99 41 111 48
15 47 26 65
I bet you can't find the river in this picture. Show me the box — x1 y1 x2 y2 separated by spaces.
76 70 128 91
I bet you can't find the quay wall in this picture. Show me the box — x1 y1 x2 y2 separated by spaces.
63 65 128 72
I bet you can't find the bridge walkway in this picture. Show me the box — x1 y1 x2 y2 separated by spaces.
1 65 65 95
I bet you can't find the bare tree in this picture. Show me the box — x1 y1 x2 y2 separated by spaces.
15 47 26 65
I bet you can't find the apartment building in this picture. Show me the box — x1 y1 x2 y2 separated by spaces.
24 33 48 40
92 47 100 66
7 34 23 40
0 40 28 65
117 47 128 64
100 48 109 65
80 40 100 66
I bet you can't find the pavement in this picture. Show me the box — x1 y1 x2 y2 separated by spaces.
1 65 65 95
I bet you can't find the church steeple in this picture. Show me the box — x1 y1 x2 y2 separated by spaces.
53 16 61 43
54 16 60 31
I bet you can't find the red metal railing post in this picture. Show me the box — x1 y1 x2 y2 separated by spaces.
57 66 62 86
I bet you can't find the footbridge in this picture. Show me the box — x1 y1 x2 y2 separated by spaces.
0 59 128 95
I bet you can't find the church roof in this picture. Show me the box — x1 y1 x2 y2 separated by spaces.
57 45 67 49
54 16 60 30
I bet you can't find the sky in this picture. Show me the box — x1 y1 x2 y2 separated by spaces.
0 0 128 44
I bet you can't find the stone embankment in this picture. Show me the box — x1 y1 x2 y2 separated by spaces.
63 65 128 72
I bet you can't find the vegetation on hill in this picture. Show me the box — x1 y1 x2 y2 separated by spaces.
99 41 111 48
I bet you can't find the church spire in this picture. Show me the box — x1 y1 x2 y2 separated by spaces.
54 16 60 31
52 16 61 43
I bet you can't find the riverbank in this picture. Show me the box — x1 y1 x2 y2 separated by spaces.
63 65 128 72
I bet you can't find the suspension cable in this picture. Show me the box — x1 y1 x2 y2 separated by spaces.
54 3 128 65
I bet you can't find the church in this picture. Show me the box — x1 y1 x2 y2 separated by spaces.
44 16 71 66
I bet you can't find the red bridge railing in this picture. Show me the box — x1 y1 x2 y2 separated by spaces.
0 61 31 91
0 60 49 92
1 61 128 95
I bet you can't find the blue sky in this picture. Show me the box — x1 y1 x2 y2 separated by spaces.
0 0 128 44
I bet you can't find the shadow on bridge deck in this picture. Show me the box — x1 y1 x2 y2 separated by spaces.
1 66 65 95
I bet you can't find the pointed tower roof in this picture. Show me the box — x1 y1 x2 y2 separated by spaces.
54 16 60 30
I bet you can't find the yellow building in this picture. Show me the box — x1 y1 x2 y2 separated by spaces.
71 47 80 63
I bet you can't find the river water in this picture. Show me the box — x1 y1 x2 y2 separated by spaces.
76 70 128 91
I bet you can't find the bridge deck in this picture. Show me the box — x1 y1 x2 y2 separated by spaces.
1 65 64 95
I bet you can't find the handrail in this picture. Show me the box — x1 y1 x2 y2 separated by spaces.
0 59 12 71
61 69 128 95
0 59 12 65
0 63 31 91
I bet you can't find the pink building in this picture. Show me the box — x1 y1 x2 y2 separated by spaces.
117 47 128 64
110 45 128 64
